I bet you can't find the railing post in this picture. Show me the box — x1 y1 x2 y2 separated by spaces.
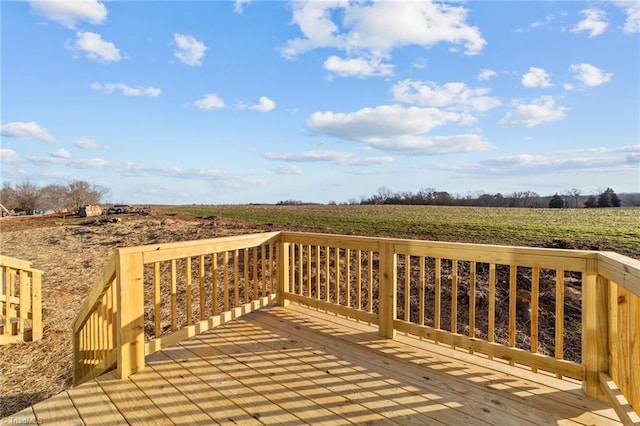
278 240 290 307
379 241 397 339
30 270 43 341
115 250 145 379
583 258 609 400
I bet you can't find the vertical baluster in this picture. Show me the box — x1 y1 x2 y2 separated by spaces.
261 245 267 296
356 250 362 311
531 267 540 372
451 260 458 348
488 263 496 359
315 245 321 300
185 257 192 325
298 244 303 296
325 246 330 303
18 270 27 335
345 249 351 308
211 253 218 315
234 250 240 307
170 259 177 331
307 245 312 298
434 258 441 344
419 256 425 327
368 251 373 313
153 262 161 337
223 251 229 311
469 261 476 354
244 248 249 303
5 268 13 335
289 244 296 295
199 255 206 319
404 254 410 322
334 248 340 305
253 247 258 299
508 265 517 366
555 269 565 378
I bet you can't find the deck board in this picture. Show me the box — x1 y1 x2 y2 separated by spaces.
2 304 623 425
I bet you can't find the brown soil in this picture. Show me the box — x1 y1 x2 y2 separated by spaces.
0 211 584 418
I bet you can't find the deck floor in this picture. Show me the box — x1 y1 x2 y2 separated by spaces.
4 304 621 425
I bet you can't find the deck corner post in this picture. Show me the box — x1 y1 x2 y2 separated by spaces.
30 270 43 341
582 258 609 401
277 241 291 307
379 241 397 339
115 250 145 379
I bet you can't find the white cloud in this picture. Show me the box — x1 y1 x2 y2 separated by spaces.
445 146 640 176
306 105 492 155
392 80 501 112
271 165 303 175
1 121 56 143
308 105 470 141
369 134 494 155
521 67 553 88
615 1 640 33
74 137 105 149
282 1 485 77
478 69 496 81
571 8 608 37
29 0 107 28
68 31 121 63
91 82 161 97
324 55 394 78
173 33 207 66
193 94 225 110
500 96 567 128
250 96 276 112
51 148 71 159
570 63 613 87
234 0 251 14
0 149 20 164
264 150 394 166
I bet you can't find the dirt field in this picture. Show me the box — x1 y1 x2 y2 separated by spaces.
0 212 276 418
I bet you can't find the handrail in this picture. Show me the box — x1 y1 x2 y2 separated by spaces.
72 231 281 385
0 255 43 345
71 231 639 420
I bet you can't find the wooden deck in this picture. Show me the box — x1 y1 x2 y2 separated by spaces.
5 304 621 425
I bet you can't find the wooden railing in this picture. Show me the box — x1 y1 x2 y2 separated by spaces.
72 232 280 385
72 231 639 421
0 255 43 345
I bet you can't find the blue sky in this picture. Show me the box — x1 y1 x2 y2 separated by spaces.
1 0 639 204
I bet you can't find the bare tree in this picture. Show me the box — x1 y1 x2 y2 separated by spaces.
40 184 69 212
564 188 582 208
15 181 41 214
66 180 108 211
0 183 18 210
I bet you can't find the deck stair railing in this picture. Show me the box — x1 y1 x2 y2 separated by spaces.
0 255 43 345
72 231 639 422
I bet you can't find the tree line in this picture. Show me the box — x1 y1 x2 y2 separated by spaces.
349 186 633 208
1 181 108 215
278 187 636 208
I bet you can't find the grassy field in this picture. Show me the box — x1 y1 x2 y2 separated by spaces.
157 204 640 259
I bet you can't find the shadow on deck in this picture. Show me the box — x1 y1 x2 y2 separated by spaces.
4 304 621 425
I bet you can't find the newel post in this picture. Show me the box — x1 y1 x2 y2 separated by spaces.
582 258 609 400
115 250 145 379
277 240 290 307
378 241 397 339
